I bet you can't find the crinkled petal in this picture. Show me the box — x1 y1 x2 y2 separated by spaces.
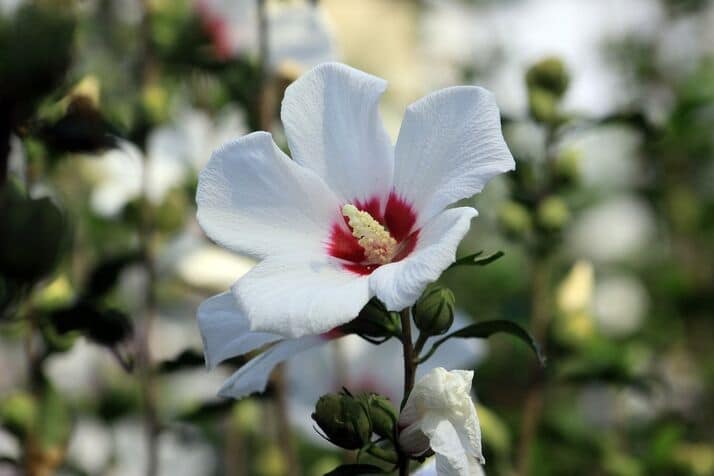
196 131 342 259
393 86 514 227
370 207 477 311
197 292 282 369
218 335 325 398
233 253 372 338
281 62 394 204
421 415 484 476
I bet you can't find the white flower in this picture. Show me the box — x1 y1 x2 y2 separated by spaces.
198 293 487 400
196 0 336 73
399 368 484 476
197 291 327 398
197 62 514 340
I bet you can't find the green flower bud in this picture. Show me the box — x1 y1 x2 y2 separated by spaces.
498 200 533 238
363 393 397 440
413 284 455 336
340 298 400 339
1 392 36 438
312 393 372 450
526 57 570 98
554 147 581 184
537 196 570 231
528 87 559 124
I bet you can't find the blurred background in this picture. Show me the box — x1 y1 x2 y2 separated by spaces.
0 0 712 475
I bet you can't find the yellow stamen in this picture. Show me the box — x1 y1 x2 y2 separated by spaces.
342 204 397 265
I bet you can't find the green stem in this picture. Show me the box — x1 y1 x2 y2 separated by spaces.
398 309 416 476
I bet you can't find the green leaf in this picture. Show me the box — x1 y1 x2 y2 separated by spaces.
83 252 142 300
450 320 545 364
449 251 504 270
0 192 68 283
324 464 385 476
158 349 206 373
420 320 545 366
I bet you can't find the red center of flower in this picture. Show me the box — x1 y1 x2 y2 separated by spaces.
327 192 419 275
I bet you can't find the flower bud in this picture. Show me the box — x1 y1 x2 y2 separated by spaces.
312 393 372 450
554 147 581 184
413 284 455 336
498 201 532 238
363 393 397 440
340 298 400 339
537 196 570 231
526 57 570 99
528 87 559 124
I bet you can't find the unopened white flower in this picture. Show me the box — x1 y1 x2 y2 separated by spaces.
197 62 514 345
399 368 484 475
196 0 336 73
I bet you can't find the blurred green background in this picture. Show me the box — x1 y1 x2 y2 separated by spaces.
0 0 712 475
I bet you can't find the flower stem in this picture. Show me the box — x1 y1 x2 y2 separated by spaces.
399 308 415 410
398 308 416 476
516 253 551 475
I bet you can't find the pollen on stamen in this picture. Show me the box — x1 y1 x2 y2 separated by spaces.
342 204 398 265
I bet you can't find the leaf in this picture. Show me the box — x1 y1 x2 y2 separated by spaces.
420 320 545 366
324 464 386 476
449 251 504 270
449 320 545 365
158 349 206 373
83 252 142 300
48 301 133 349
38 96 119 155
0 193 68 282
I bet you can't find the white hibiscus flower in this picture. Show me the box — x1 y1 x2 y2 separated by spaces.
399 368 484 476
196 62 513 397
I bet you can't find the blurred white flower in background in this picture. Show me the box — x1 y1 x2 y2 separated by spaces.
0 0 21 16
399 367 485 476
420 0 662 116
107 420 215 476
593 273 649 337
567 196 656 263
159 228 256 292
45 339 119 400
85 107 245 217
197 0 337 73
0 428 20 462
560 125 643 191
66 418 113 475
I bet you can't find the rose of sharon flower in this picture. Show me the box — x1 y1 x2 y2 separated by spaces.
399 368 484 476
197 62 513 342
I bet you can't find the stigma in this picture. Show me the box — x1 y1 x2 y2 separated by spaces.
342 204 398 265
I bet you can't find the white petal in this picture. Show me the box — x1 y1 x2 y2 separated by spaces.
421 415 484 476
197 292 282 369
233 253 372 338
196 131 342 258
370 207 477 311
218 335 325 398
393 86 514 226
281 63 394 204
